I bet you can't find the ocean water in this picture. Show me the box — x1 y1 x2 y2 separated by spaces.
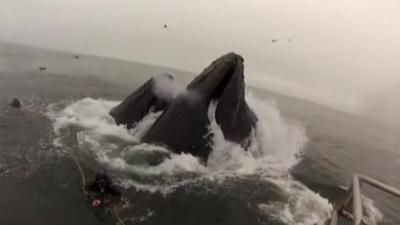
0 43 399 225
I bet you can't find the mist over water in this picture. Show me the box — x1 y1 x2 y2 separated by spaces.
2 0 400 128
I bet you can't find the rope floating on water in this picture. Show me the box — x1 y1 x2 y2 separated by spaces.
114 206 127 225
62 149 89 195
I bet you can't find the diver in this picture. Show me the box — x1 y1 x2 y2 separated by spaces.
86 172 122 208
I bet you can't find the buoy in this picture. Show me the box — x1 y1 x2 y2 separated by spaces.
10 98 21 108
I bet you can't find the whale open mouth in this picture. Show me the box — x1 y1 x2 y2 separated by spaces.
109 53 256 161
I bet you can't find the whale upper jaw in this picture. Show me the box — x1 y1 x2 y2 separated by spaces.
187 52 244 100
186 52 257 146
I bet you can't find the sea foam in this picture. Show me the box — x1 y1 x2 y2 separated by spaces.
46 90 344 225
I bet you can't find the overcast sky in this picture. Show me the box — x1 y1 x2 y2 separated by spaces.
1 0 399 127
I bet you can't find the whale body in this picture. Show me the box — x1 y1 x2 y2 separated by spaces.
110 53 257 161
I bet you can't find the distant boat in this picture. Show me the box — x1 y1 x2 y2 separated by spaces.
39 66 47 71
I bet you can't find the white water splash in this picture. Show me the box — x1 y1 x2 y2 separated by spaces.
128 111 163 141
47 93 339 225
152 73 186 101
258 179 332 225
207 92 307 177
362 196 384 224
48 98 134 141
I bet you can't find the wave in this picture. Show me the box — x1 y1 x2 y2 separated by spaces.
48 93 333 225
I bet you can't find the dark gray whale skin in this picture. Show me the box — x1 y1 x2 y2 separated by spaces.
110 53 257 161
109 74 173 129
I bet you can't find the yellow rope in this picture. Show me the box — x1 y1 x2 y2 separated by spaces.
63 150 89 195
62 149 126 225
113 206 127 225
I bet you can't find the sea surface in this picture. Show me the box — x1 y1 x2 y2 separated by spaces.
0 42 399 225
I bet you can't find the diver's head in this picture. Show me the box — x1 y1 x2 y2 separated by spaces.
95 173 111 187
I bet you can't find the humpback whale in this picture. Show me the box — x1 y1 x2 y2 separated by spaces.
109 74 174 129
110 53 257 161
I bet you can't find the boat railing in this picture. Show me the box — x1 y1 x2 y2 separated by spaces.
328 174 400 225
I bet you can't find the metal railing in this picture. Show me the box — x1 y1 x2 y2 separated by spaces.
328 174 400 225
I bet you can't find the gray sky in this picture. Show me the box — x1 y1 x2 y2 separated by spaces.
1 0 400 127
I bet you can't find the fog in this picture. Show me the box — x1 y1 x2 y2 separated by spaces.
1 0 399 127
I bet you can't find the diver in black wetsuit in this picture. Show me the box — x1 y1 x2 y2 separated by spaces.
87 172 122 208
